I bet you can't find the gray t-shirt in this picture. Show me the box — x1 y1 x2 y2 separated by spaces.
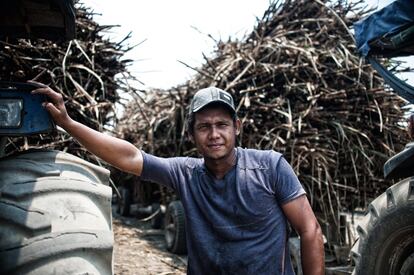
140 147 306 275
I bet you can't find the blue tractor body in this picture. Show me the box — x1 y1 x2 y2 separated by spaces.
0 82 54 136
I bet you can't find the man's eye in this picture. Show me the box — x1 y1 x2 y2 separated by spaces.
197 125 208 130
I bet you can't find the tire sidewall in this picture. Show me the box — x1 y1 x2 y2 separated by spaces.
0 150 114 275
357 203 414 274
353 178 414 275
164 200 187 254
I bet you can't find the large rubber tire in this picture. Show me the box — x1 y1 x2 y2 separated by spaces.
164 200 187 254
0 149 113 275
351 177 414 275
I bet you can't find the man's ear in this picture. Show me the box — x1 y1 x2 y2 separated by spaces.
235 119 241 136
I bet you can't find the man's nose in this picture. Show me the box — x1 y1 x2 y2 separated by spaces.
208 126 220 139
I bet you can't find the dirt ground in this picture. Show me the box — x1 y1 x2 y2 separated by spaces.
113 209 188 275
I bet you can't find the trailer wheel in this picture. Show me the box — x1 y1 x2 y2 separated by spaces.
117 186 131 217
351 178 414 275
0 150 113 275
164 200 187 254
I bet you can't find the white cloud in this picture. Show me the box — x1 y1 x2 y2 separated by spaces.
82 0 270 89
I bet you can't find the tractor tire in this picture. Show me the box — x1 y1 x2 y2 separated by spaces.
0 149 113 275
116 186 131 217
351 177 414 275
164 200 187 254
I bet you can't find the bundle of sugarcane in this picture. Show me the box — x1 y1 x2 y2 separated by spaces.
0 2 138 163
117 0 411 236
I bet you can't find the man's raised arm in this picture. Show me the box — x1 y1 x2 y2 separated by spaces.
30 81 143 176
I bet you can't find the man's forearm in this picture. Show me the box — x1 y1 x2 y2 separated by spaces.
300 228 325 275
63 119 142 175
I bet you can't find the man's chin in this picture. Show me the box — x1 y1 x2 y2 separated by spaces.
202 149 231 161
197 145 235 160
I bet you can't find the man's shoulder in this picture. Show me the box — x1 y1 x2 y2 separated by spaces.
238 147 282 158
142 151 203 170
237 147 283 168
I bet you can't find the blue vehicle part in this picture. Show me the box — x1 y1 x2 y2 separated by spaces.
353 0 414 57
353 0 414 104
0 82 55 136
368 57 414 103
383 142 414 179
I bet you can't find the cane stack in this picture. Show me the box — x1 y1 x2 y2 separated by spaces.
117 0 411 234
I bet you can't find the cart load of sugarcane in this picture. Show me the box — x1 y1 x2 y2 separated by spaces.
0 2 137 163
116 0 411 232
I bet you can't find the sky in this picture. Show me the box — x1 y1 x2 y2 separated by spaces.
82 0 272 89
81 0 403 90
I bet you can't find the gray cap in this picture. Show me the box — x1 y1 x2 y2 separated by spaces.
190 87 235 114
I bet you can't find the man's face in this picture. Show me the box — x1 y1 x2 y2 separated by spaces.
191 105 240 161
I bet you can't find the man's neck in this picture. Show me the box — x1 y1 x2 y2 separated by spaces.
204 148 237 180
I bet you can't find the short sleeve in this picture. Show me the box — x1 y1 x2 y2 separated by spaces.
272 155 306 205
140 151 179 190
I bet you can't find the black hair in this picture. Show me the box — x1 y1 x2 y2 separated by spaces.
187 102 238 136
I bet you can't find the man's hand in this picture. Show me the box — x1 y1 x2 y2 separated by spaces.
29 80 72 128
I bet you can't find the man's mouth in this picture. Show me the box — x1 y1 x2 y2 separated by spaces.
208 144 223 150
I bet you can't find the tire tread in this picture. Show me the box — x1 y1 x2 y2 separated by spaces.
0 150 113 275
351 178 414 274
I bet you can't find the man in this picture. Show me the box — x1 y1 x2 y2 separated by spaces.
32 83 324 275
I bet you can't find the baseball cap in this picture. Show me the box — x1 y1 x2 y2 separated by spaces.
190 87 236 114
